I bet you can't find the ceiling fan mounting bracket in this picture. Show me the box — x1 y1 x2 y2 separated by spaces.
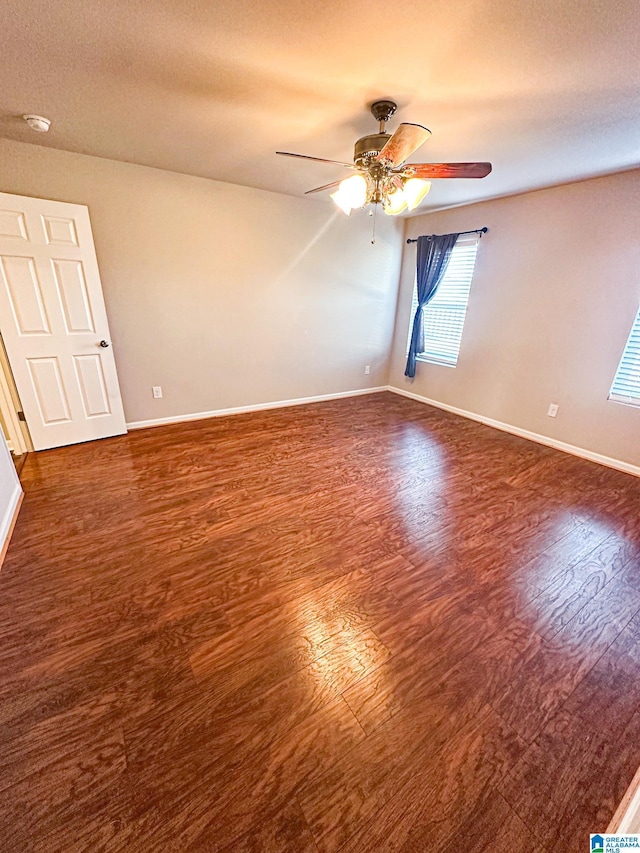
370 100 397 125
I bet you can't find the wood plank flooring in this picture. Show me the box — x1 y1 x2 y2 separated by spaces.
1 391 640 852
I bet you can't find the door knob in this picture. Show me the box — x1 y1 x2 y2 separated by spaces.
99 340 110 348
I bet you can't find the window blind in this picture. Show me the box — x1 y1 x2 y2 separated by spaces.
610 305 640 406
406 236 479 367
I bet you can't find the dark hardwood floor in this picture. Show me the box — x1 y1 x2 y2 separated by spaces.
1 391 640 852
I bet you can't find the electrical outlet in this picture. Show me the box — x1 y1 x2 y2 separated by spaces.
152 386 162 399
364 365 370 375
547 403 559 417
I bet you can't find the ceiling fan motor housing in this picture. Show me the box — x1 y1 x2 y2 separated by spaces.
354 133 391 166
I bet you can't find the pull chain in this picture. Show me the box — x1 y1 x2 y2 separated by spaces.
371 203 378 244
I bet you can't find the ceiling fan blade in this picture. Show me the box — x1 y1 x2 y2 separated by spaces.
276 151 355 168
403 162 493 179
376 123 431 167
304 180 343 195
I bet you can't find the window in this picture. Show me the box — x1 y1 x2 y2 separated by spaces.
609 305 640 407
406 235 479 367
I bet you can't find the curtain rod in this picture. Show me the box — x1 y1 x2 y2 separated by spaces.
406 227 488 244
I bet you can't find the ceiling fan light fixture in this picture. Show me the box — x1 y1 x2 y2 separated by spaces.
340 174 368 208
330 188 353 216
383 187 407 215
403 178 432 211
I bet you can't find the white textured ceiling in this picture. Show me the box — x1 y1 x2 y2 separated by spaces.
1 0 639 211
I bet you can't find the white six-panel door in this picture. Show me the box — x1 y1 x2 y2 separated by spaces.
0 193 126 450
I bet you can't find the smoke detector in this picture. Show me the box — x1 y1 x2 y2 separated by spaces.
23 115 51 133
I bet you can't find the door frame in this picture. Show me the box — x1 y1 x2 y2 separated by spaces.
0 354 27 456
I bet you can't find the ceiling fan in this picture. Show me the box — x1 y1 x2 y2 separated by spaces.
277 100 492 216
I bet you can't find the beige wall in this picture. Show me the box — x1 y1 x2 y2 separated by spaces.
0 139 402 425
0 421 21 561
389 170 640 467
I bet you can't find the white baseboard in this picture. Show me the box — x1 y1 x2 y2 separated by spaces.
0 482 22 568
388 385 640 479
609 765 640 833
126 386 388 431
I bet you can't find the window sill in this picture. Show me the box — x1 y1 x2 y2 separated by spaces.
415 355 458 369
608 395 640 409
